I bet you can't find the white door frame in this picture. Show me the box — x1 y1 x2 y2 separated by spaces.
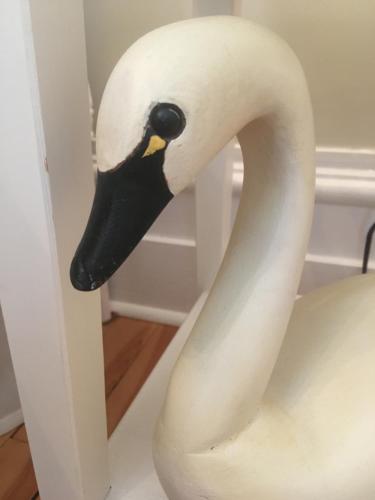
0 1 109 498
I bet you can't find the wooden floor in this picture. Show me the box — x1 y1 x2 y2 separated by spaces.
0 315 177 500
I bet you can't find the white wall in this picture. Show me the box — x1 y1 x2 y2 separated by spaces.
235 0 375 149
0 306 22 433
109 192 198 314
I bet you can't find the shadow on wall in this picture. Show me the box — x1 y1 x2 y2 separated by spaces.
0 306 22 434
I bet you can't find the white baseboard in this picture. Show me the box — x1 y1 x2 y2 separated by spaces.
110 300 187 327
233 145 375 207
0 408 23 435
306 252 374 270
300 253 374 295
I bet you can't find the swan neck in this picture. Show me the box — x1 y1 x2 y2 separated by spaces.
158 103 315 453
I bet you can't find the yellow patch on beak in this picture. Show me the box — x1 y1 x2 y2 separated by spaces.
142 135 167 158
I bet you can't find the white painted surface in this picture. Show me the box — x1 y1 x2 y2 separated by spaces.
195 145 233 291
0 307 22 433
233 145 375 207
146 189 196 241
111 301 187 327
0 1 108 498
101 284 113 323
109 236 198 314
300 254 372 294
107 294 207 500
236 0 375 149
193 0 233 16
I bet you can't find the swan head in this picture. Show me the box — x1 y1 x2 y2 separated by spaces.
70 16 303 291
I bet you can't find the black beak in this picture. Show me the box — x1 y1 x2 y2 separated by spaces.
70 139 173 291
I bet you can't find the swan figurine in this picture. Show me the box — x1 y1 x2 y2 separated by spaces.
70 16 375 500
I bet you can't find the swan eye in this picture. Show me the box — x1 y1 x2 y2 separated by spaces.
149 103 186 140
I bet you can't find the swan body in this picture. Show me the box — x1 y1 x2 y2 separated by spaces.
70 16 375 499
155 274 375 499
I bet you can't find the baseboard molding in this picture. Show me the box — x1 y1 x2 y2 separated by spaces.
143 233 196 248
0 408 23 435
110 300 187 327
300 252 374 294
233 145 375 207
306 252 374 270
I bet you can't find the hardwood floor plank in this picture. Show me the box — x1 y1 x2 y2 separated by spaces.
0 439 37 500
103 316 152 397
0 423 27 448
0 431 14 449
105 322 177 436
11 425 28 444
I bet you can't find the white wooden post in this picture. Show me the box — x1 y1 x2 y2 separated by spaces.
0 1 109 499
195 147 234 290
193 0 235 291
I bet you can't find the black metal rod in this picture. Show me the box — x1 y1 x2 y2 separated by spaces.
362 222 375 274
